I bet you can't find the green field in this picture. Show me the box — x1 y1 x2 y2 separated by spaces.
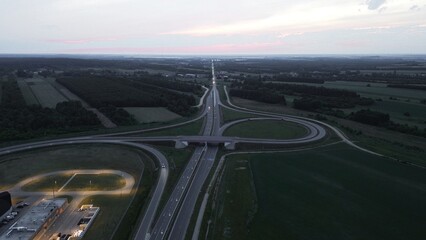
17 79 39 105
210 144 426 240
124 107 181 123
63 173 126 191
29 80 68 108
21 173 73 192
220 106 260 123
223 120 308 139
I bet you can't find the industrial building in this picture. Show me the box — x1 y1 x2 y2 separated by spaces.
0 198 67 240
0 192 12 221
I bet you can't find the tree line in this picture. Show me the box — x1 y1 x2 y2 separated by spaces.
230 80 373 109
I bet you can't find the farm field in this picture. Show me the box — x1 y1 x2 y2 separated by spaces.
21 173 74 192
223 120 308 139
211 143 426 240
17 79 39 105
16 77 69 108
124 107 181 123
29 79 68 108
45 77 88 104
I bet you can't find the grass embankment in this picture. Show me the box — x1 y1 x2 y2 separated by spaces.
63 173 126 191
210 143 426 240
22 173 74 192
210 156 256 240
220 106 260 123
223 120 308 139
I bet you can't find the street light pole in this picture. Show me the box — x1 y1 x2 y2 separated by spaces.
52 180 56 199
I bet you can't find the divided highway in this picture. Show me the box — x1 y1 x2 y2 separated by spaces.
0 60 331 240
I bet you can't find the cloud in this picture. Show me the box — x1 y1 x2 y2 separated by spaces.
410 5 420 11
61 41 284 54
278 32 305 38
366 0 386 10
45 37 119 44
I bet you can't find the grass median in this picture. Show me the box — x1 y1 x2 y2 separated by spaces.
223 119 308 139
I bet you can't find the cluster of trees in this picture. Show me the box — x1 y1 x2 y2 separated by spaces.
387 122 426 138
229 89 286 104
349 109 390 126
56 101 100 126
293 98 322 111
387 84 426 91
57 76 197 116
0 79 101 141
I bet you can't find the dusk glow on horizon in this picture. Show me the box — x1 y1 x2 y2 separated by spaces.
1 0 425 54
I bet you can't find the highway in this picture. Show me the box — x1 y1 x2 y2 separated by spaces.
0 60 334 240
149 61 221 240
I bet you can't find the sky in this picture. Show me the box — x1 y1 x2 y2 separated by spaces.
1 0 425 55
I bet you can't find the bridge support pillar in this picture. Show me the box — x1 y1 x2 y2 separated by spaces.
175 141 189 149
224 142 235 150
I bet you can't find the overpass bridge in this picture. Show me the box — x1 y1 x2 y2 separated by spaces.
174 136 236 149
